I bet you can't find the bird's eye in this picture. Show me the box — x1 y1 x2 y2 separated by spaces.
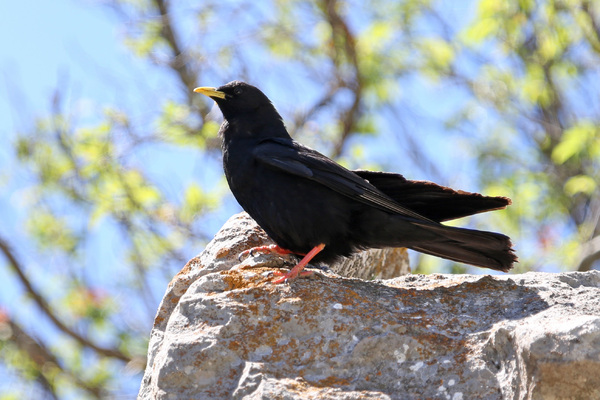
234 87 243 95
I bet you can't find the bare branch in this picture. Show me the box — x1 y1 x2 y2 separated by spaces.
3 315 104 399
321 0 363 158
152 0 198 104
290 86 340 136
577 235 600 271
581 1 600 54
0 235 131 362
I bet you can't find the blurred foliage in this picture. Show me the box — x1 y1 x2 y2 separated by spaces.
1 0 599 398
452 0 600 271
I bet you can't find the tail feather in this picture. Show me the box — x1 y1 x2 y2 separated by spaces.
352 170 517 271
354 170 511 223
410 222 517 272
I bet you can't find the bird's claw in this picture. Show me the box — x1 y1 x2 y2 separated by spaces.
238 244 295 262
238 248 255 261
271 269 314 284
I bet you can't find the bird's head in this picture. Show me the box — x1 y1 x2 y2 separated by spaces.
194 81 275 121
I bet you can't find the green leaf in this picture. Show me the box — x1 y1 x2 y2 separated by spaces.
157 100 209 147
564 175 597 196
26 210 78 253
462 18 499 44
179 183 216 222
421 38 455 69
551 122 595 164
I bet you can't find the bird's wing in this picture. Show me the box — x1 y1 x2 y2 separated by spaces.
353 170 511 222
253 138 434 222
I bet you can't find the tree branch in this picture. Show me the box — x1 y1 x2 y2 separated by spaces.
581 1 600 55
321 0 363 158
152 0 199 104
0 235 131 362
2 313 104 399
577 235 600 271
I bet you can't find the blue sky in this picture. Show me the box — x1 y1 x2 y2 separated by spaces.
1 1 118 126
0 1 147 397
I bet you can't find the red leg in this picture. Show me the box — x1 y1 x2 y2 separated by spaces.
272 243 326 284
239 244 305 261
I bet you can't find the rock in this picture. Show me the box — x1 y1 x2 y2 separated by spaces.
330 247 410 280
138 212 600 400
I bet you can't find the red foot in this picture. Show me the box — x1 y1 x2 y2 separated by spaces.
272 243 326 284
272 269 315 283
238 244 304 261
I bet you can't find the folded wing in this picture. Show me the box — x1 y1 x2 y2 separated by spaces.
353 170 511 222
253 138 434 222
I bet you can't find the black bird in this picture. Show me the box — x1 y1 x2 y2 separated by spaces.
195 81 517 283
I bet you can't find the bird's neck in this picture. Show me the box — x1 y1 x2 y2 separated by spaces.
221 108 290 143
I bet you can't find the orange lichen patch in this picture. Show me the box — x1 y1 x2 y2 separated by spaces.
315 376 352 388
391 287 421 300
215 247 231 258
220 268 276 291
326 341 341 355
221 270 251 290
462 319 477 328
414 332 461 354
275 378 315 395
227 340 241 352
246 302 260 313
153 313 165 326
460 275 518 291
169 292 184 305
175 257 202 279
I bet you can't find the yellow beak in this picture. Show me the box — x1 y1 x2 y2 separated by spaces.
193 86 227 99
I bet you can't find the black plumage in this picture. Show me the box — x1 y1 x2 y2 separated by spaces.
195 81 517 282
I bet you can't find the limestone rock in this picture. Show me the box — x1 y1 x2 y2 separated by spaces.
138 212 600 400
330 246 410 280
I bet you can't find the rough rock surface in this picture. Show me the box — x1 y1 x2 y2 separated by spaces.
138 212 600 400
330 246 410 280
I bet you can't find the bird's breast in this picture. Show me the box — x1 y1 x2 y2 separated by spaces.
224 151 352 257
